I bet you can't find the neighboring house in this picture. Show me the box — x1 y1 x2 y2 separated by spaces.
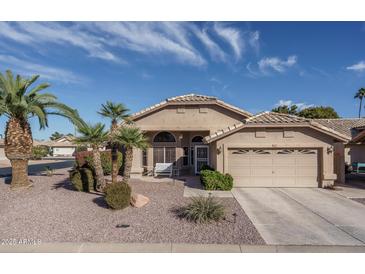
47 136 77 157
127 93 357 188
0 139 6 160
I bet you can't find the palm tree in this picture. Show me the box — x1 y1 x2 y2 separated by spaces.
113 127 148 183
354 88 365 118
50 131 64 140
74 123 108 191
98 101 130 184
0 70 83 188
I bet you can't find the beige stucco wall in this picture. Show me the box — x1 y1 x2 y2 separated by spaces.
133 104 246 132
130 103 248 175
214 127 339 187
334 142 345 184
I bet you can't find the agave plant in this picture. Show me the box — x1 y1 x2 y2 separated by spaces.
0 70 84 188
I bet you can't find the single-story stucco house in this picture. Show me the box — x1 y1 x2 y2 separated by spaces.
0 136 77 160
127 93 365 188
47 136 77 157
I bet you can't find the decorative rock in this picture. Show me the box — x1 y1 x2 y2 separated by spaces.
130 193 150 208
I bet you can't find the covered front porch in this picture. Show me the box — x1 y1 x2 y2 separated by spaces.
132 130 215 176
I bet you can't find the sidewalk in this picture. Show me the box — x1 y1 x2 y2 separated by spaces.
1 243 365 253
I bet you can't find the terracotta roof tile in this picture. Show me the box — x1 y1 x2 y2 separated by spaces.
205 112 350 143
315 118 365 138
130 93 252 119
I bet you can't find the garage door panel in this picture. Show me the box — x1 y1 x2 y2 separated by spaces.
229 167 251 176
251 157 272 166
234 177 257 187
296 177 319 186
272 177 296 187
273 157 296 166
228 148 319 188
251 177 273 187
296 167 318 176
273 167 296 176
250 167 272 176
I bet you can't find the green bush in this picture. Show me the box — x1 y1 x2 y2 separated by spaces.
70 168 95 192
83 150 123 175
200 164 215 171
177 195 225 223
31 145 50 160
104 183 131 210
200 170 233 191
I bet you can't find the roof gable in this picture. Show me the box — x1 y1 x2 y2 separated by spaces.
130 93 252 121
205 111 350 143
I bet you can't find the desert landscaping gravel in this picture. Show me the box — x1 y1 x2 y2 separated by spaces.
0 169 265 245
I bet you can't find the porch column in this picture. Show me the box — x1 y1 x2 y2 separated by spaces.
131 148 143 174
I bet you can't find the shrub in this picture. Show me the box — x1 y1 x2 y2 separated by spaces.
104 183 131 210
200 164 215 171
200 170 233 191
75 150 123 175
177 195 225 223
31 145 50 160
70 168 95 192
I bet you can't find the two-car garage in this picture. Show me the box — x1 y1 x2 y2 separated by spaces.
206 112 351 189
227 148 319 187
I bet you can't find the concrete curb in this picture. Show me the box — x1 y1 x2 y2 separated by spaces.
1 243 365 253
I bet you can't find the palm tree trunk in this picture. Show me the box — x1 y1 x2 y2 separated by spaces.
5 117 33 189
111 122 118 184
92 145 106 191
10 159 31 188
360 98 363 118
111 144 119 183
122 147 133 183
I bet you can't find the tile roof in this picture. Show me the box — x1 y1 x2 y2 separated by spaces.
314 118 365 138
167 94 217 102
245 111 310 124
204 111 350 143
130 93 252 119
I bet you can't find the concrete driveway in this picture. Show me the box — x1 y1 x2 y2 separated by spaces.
232 188 365 245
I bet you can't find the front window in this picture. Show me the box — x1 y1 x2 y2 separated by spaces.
153 147 176 165
153 131 176 143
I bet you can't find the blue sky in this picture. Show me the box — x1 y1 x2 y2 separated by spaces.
0 22 364 140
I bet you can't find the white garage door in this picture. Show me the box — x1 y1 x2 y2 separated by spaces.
228 148 319 187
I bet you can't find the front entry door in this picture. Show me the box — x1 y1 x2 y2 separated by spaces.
195 145 209 174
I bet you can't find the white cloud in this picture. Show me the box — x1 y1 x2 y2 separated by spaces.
275 99 313 111
191 26 227 62
248 31 260 53
346 61 365 72
89 22 206 66
0 22 120 62
258 55 297 73
0 54 83 84
213 23 244 60
0 22 260 67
